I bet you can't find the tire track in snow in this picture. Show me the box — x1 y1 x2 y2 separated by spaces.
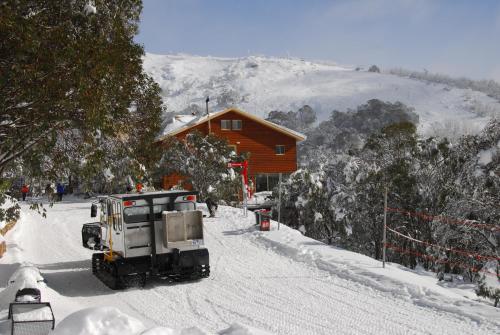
4 201 499 335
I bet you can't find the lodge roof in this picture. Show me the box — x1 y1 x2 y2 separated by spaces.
157 108 306 142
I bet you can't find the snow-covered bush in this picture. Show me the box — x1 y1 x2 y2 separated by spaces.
266 105 316 133
217 89 241 108
272 167 346 243
389 68 500 102
476 273 500 307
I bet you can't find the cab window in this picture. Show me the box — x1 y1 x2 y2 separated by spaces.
123 204 168 224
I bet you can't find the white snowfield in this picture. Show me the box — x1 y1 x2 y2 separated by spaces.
0 198 499 335
143 53 500 136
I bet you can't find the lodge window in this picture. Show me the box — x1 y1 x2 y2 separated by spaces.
256 173 289 192
221 120 231 130
275 145 285 155
232 120 242 130
228 144 237 153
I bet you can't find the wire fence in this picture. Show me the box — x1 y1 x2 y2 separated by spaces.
384 207 499 279
386 207 500 231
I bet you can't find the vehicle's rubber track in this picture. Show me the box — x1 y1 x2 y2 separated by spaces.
92 253 123 290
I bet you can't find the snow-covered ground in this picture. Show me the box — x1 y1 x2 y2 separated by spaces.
0 198 499 334
143 54 500 136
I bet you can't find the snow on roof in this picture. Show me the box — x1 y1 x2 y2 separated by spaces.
162 114 199 135
158 108 306 142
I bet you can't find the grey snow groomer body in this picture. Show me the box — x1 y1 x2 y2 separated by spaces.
82 191 209 289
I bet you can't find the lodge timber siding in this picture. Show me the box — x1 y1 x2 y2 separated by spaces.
157 108 306 191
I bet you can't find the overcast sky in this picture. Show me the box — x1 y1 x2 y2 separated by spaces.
136 0 500 81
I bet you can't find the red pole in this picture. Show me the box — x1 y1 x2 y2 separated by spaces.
228 160 251 198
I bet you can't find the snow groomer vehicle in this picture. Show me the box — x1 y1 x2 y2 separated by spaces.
82 191 209 289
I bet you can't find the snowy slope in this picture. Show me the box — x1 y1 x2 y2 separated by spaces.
143 54 500 136
1 198 499 334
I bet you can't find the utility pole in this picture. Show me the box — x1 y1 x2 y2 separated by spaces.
206 96 211 135
383 186 388 268
242 175 247 217
278 173 282 230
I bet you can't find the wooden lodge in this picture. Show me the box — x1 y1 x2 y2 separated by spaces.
157 108 306 192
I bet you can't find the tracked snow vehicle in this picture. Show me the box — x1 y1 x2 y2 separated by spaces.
82 191 209 289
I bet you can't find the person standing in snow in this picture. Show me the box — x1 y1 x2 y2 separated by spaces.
56 183 64 201
206 198 218 217
45 184 54 202
205 187 218 218
21 184 29 201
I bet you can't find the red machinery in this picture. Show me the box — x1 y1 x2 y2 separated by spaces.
227 160 252 199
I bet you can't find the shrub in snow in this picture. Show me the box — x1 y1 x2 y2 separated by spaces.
476 275 500 307
368 65 380 73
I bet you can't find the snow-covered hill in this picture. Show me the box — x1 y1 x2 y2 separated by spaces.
143 54 500 137
1 198 499 334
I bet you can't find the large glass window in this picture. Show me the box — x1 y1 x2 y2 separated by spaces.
255 174 288 192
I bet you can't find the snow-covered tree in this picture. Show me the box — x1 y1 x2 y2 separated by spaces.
433 119 500 280
345 122 422 262
0 1 163 211
298 100 419 162
158 132 244 202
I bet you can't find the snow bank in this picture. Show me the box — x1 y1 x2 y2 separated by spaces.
250 218 500 322
219 323 274 335
52 307 146 335
477 145 498 166
52 307 272 335
83 2 97 15
140 326 206 335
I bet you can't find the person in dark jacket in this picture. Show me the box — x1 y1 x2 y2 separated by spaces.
56 183 64 201
206 197 218 217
